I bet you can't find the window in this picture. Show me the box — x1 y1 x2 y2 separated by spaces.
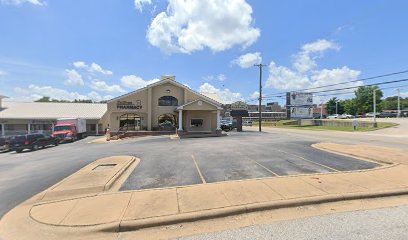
190 119 203 127
119 113 141 131
158 96 178 106
158 114 177 130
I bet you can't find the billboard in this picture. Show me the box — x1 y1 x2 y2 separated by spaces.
290 107 313 119
287 92 313 119
289 92 313 106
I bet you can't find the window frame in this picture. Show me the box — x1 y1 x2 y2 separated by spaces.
158 96 178 106
190 118 204 128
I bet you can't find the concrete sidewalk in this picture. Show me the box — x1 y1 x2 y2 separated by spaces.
1 148 408 240
27 164 408 231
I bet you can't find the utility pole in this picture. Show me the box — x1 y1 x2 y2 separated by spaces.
254 64 264 132
373 88 377 128
336 101 338 115
397 88 401 118
320 102 323 119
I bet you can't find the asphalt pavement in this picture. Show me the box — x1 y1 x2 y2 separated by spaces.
180 204 408 240
0 131 380 218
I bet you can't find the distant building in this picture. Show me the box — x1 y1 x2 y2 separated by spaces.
312 104 328 118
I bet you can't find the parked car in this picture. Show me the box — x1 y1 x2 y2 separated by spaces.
0 136 10 152
9 134 58 153
327 114 340 119
220 120 233 131
379 112 397 118
340 114 353 119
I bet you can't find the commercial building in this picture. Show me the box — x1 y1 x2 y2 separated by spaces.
0 97 106 136
100 76 223 136
0 76 223 137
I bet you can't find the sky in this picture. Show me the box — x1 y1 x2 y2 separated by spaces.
1 0 408 105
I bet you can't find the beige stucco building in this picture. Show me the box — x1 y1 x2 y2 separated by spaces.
100 76 223 136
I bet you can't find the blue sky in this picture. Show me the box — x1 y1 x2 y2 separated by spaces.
1 0 408 104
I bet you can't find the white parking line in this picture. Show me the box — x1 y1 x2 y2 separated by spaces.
276 149 340 172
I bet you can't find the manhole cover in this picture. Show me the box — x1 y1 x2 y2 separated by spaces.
93 164 117 171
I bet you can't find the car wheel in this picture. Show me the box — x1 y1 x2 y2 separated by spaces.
32 144 39 151
16 149 23 153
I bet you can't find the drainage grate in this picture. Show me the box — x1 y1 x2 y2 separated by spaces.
93 164 117 171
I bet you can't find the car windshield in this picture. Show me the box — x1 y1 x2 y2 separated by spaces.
54 126 72 131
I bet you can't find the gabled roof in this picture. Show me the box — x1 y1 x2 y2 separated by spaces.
177 98 223 110
0 102 107 120
108 79 223 105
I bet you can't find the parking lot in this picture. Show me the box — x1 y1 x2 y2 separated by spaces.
119 131 379 191
0 130 380 216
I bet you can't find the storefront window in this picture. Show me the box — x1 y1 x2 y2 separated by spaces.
190 119 203 127
158 114 177 130
158 96 178 106
119 113 141 131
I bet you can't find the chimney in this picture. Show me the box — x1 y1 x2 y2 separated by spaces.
161 75 176 81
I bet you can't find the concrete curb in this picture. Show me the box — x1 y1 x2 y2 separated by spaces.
311 144 394 165
114 188 408 232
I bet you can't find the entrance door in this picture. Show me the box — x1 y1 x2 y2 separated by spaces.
119 113 141 131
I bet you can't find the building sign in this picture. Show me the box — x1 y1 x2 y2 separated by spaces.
287 92 313 119
288 92 313 106
290 107 313 119
231 101 248 110
117 100 142 110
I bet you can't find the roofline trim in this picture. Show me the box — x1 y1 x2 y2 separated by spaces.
107 79 223 105
177 98 223 110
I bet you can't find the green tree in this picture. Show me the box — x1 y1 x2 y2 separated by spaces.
34 96 51 102
354 86 383 114
326 97 344 115
342 99 357 115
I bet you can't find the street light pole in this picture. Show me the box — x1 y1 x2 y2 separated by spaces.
320 102 323 119
373 88 377 128
336 101 338 115
397 88 401 118
254 64 264 132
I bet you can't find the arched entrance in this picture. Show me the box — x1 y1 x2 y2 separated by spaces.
158 114 177 130
119 113 141 131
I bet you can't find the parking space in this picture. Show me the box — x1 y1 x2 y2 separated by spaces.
120 132 380 191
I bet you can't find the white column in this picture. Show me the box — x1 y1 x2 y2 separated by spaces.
1 123 4 136
27 123 31 134
216 110 221 130
96 123 99 135
52 123 55 132
178 110 183 131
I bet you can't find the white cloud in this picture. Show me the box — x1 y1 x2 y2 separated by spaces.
232 52 262 68
134 0 151 12
202 74 226 82
120 75 159 90
147 0 260 54
73 61 87 69
64 69 84 86
217 74 226 81
250 91 260 99
73 61 113 76
0 69 7 76
293 39 340 73
90 80 126 94
87 91 113 102
266 39 362 99
0 0 45 6
89 63 113 75
199 82 243 104
14 85 87 101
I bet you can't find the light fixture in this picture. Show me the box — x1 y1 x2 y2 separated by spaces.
166 89 171 93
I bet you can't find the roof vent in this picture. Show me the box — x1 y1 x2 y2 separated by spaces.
161 75 176 81
0 95 8 109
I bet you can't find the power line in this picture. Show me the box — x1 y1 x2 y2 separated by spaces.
263 69 408 97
